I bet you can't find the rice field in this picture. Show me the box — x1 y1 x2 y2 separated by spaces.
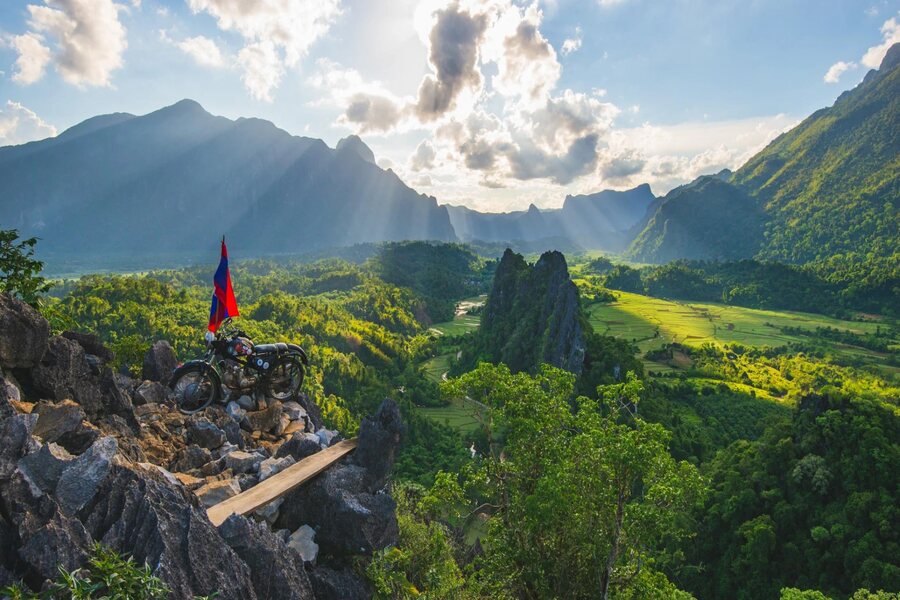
418 396 483 435
427 295 485 337
588 291 894 371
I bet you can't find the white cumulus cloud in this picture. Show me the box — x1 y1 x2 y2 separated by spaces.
0 100 57 146
187 0 342 101
16 0 128 87
823 60 856 83
861 15 900 68
176 35 226 68
561 26 582 56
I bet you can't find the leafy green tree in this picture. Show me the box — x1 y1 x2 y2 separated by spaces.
0 229 49 305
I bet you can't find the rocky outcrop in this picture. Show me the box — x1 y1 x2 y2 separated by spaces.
0 294 404 599
0 293 49 369
465 249 586 374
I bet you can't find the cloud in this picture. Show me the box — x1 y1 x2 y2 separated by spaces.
414 4 487 120
861 15 900 68
19 0 128 87
308 59 407 132
176 35 225 68
823 60 856 83
561 30 581 56
10 33 51 84
410 140 436 171
187 0 341 101
0 100 57 146
597 0 628 6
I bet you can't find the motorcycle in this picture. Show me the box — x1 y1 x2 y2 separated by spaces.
169 318 308 415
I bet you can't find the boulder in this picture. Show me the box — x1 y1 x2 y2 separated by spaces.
17 442 74 492
61 331 114 363
236 394 255 410
188 418 226 450
276 432 322 462
218 514 315 600
141 341 178 386
0 293 49 369
307 565 371 600
224 450 264 474
31 336 104 416
315 428 338 448
353 398 404 492
258 456 295 481
32 400 99 455
275 414 292 436
287 525 319 563
133 380 168 406
253 496 284 525
226 401 246 421
194 478 241 508
275 464 398 556
55 436 117 514
243 402 283 433
297 393 325 431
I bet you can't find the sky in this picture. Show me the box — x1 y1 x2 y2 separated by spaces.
0 0 898 212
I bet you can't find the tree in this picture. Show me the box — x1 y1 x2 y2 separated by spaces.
444 364 705 599
0 229 48 305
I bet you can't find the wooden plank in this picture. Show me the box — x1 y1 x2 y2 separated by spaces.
206 438 357 527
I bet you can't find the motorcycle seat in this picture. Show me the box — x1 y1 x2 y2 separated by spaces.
253 342 288 354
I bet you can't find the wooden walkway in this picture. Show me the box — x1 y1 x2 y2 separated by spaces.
206 438 357 527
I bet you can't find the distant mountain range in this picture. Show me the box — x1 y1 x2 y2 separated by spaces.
1 43 896 268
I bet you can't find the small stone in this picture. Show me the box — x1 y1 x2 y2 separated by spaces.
253 497 284 525
56 437 117 514
315 428 337 448
226 401 245 421
236 395 255 410
275 414 291 436
134 403 162 418
133 381 168 406
225 450 264 474
258 456 295 481
282 420 304 436
170 445 212 472
173 472 204 488
243 403 283 433
287 525 319 563
195 478 242 508
282 401 307 421
188 419 226 450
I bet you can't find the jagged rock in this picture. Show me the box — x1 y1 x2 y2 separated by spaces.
275 464 398 557
17 442 74 492
188 418 226 449
0 293 49 369
237 473 259 491
141 341 177 386
10 399 31 413
83 465 258 598
276 414 292 436
283 420 305 436
282 401 307 421
243 402 283 433
61 331 114 363
236 394 255 410
137 462 181 487
307 564 371 600
298 393 325 431
288 525 319 564
354 398 403 492
173 472 204 488
31 336 104 416
254 496 284 525
218 514 315 600
316 428 338 447
133 380 167 406
55 436 117 515
194 478 241 508
226 400 246 421
170 445 212 472
98 413 144 462
225 450 264 474
258 455 295 481
32 400 99 454
276 432 322 461
0 412 39 479
3 376 22 403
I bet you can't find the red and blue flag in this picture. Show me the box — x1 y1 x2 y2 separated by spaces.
208 237 239 332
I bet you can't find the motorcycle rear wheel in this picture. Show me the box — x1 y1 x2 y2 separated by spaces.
267 356 305 401
170 364 219 414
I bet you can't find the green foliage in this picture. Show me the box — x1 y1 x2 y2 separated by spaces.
0 229 49 306
1 544 181 599
679 392 900 599
444 365 705 599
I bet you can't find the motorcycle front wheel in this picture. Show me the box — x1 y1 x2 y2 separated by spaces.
267 356 305 401
170 364 219 414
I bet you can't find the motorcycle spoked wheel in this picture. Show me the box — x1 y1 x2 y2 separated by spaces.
171 365 219 414
267 356 305 401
